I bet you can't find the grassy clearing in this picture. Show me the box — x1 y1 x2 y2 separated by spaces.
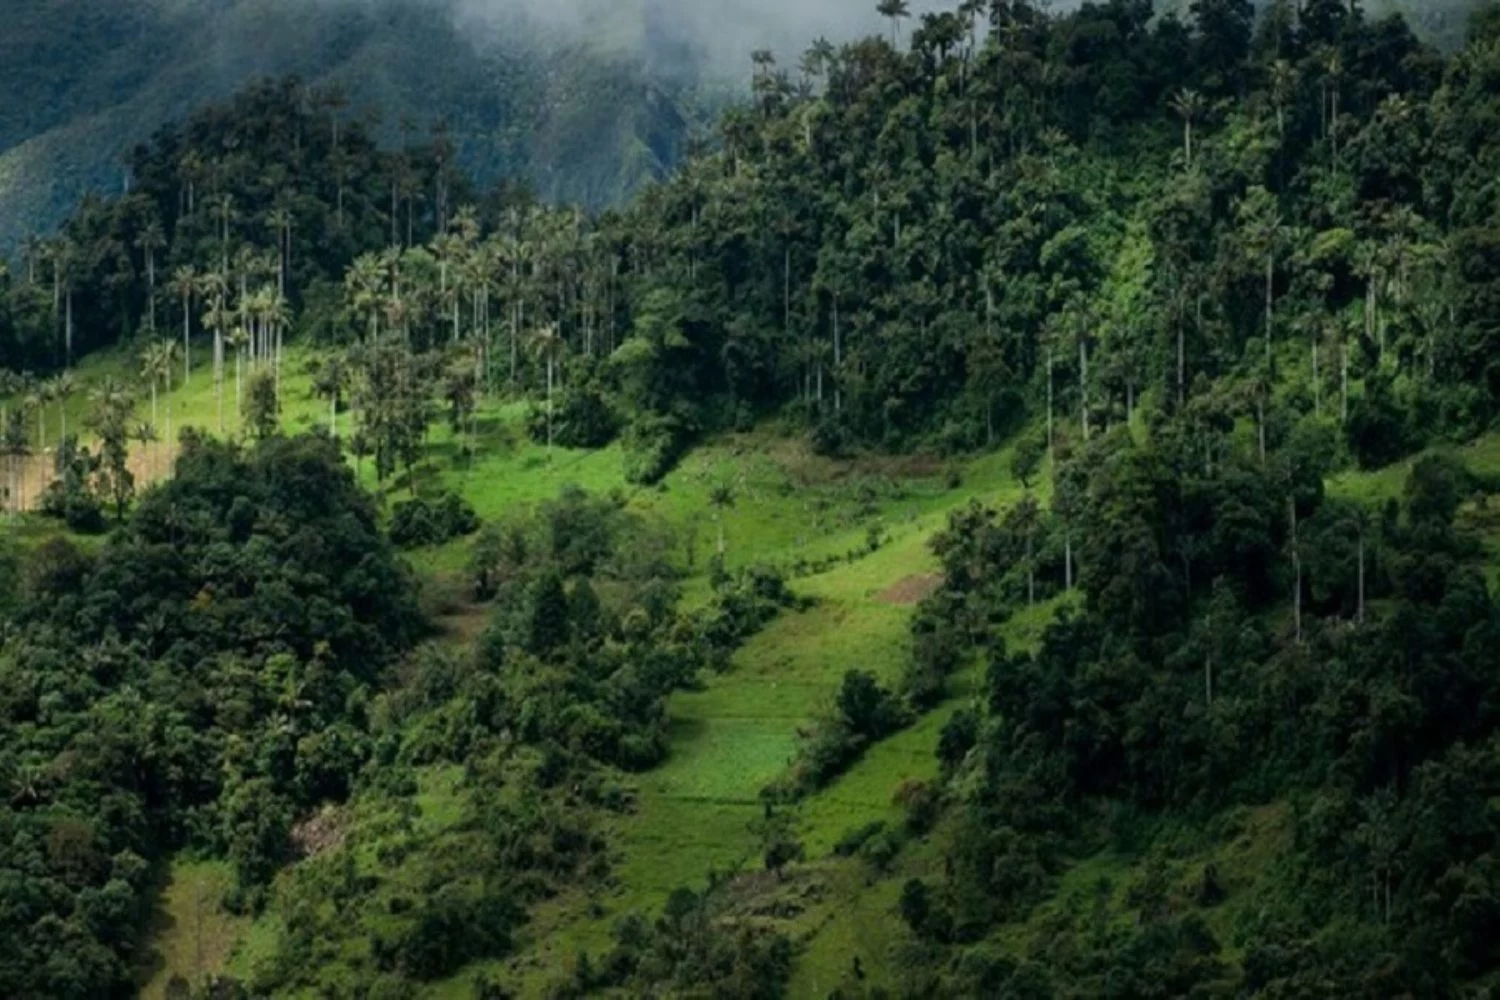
22 343 1069 995
137 860 250 1000
486 440 1043 994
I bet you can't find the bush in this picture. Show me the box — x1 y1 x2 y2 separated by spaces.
389 492 480 548
785 671 911 794
832 821 887 857
528 385 619 449
622 413 692 486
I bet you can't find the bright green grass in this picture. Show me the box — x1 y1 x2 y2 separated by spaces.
485 440 1045 995
29 341 1061 996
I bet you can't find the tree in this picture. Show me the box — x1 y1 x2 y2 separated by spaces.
135 216 166 333
530 322 563 456
1011 429 1044 489
315 355 348 438
1238 187 1285 368
87 377 134 520
244 369 279 440
708 481 736 559
1170 88 1207 169
170 265 198 384
877 0 911 47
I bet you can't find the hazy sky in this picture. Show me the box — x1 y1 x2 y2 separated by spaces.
442 0 950 75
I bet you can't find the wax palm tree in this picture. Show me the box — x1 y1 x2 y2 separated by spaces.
346 253 386 340
139 340 169 434
314 355 349 438
135 421 159 482
135 217 166 332
170 264 198 383
876 0 910 47
52 237 78 367
1238 187 1285 368
31 378 54 454
227 324 251 422
530 322 563 455
50 371 76 449
708 482 736 558
267 203 294 296
1169 88 1206 169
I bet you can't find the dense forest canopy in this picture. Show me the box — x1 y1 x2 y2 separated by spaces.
4 0 1500 996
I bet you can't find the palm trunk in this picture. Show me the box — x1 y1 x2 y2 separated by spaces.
1205 613 1214 706
1341 340 1350 423
1177 306 1186 408
1357 528 1366 623
1258 398 1267 465
147 252 157 331
1312 340 1321 416
1046 348 1055 460
1265 254 1274 369
1291 496 1302 643
1026 530 1035 608
832 297 842 415
1079 337 1089 441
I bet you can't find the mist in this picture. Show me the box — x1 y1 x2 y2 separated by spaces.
442 0 951 79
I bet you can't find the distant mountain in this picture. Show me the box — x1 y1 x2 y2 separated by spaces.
0 0 1487 254
0 0 726 252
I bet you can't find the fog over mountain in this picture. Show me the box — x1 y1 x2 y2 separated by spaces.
0 0 1480 252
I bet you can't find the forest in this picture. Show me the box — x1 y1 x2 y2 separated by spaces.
5 0 1500 996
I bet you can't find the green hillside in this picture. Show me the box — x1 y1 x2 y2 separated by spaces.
0 0 709 252
7 0 1500 998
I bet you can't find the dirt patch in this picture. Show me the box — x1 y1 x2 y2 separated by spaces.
290 805 347 860
876 573 943 605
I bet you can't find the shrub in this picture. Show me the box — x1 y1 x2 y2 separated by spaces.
389 492 480 549
528 385 619 449
621 413 692 485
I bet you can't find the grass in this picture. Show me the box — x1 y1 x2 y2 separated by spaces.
137 860 250 1000
20 342 1067 995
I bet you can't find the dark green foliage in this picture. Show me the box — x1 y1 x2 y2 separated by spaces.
388 491 480 549
557 886 793 999
0 432 420 998
783 670 911 795
37 435 106 533
243 370 279 440
911 411 1500 991
529 383 619 450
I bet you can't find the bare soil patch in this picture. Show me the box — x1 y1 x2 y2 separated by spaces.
290 805 348 860
876 573 943 605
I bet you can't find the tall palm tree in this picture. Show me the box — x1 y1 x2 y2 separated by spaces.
27 377 51 456
708 482 736 558
1238 187 1285 368
267 203 294 297
51 237 78 368
20 233 43 285
1269 60 1297 143
50 371 76 448
199 272 231 431
315 355 348 438
346 253 386 340
135 217 166 332
530 322 563 456
139 340 167 434
227 324 252 425
1169 88 1206 169
876 0 910 47
170 264 198 384
135 421 159 482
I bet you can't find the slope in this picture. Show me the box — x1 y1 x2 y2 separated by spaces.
0 0 701 253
